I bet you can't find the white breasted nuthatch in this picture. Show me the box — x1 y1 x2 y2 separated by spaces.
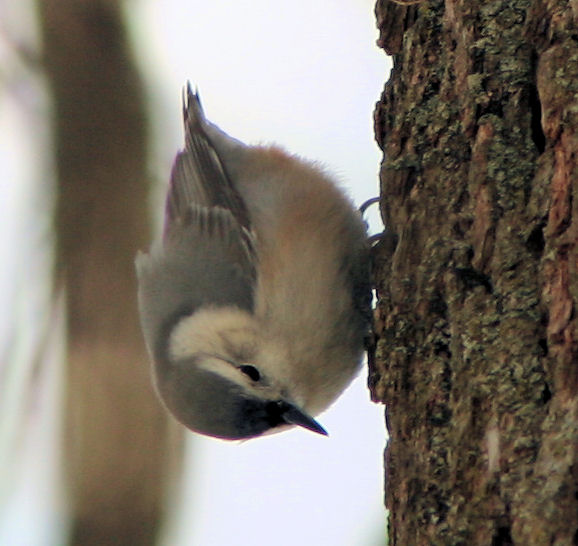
136 84 371 440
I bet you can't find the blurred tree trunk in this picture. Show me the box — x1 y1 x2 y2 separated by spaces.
370 0 578 544
38 1 181 544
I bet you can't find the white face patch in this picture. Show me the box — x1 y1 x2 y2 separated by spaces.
169 306 258 362
168 306 290 401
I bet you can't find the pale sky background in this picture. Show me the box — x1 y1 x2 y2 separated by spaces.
0 0 392 544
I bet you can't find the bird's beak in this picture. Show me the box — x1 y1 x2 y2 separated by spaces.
281 403 328 436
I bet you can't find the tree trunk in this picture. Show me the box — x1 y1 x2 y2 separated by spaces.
38 1 181 544
370 0 578 544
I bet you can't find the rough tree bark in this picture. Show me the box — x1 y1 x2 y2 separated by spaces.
38 1 180 544
370 0 578 544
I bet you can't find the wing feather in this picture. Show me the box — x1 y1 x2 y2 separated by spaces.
164 84 250 235
137 205 257 360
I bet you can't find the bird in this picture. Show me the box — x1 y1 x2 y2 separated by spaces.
136 84 372 440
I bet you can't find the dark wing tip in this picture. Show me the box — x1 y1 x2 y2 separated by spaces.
183 82 206 131
164 82 251 238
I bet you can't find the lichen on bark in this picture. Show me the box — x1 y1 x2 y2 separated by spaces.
370 0 578 544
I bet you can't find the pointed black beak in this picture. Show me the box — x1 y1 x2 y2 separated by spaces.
267 400 328 436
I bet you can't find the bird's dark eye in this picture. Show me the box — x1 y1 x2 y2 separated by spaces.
239 365 261 381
